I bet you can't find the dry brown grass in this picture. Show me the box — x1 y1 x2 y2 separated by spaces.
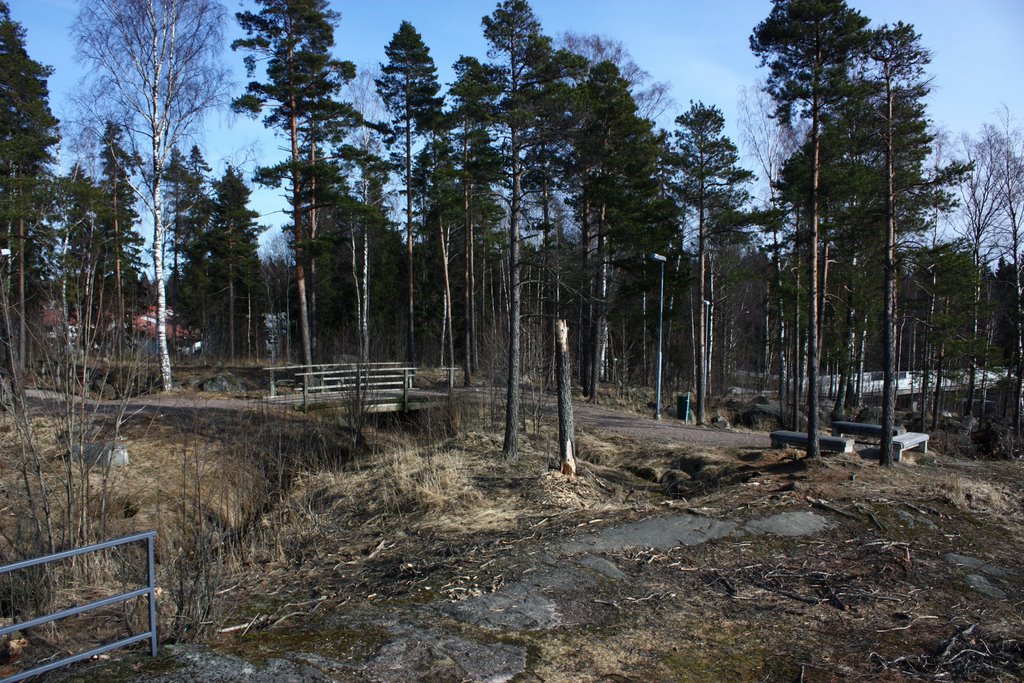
934 475 1021 516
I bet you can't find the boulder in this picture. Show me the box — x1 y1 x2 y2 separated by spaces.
201 372 246 393
71 440 129 467
738 400 806 431
711 415 730 429
855 406 883 424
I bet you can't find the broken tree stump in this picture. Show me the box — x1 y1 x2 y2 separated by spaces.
556 319 576 479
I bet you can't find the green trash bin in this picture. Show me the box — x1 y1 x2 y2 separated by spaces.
677 394 693 423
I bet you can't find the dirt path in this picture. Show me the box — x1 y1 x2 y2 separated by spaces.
26 386 770 451
568 400 766 449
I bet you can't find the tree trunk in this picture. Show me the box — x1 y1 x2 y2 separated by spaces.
288 91 313 370
696 197 707 425
463 168 474 385
16 174 26 374
880 78 898 467
833 281 855 420
556 319 576 478
806 98 822 458
579 198 592 394
405 102 416 367
589 205 607 403
1014 256 1023 440
227 224 236 362
152 132 172 391
113 171 125 358
440 215 455 387
503 126 523 459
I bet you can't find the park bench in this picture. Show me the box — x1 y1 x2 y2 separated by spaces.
770 430 855 454
892 432 929 461
831 421 905 440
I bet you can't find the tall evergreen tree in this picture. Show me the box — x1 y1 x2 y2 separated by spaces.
672 101 753 425
571 60 668 402
376 21 442 366
449 56 502 385
868 23 934 465
483 0 570 459
233 0 356 369
207 165 262 359
0 1 59 374
751 0 869 458
97 121 144 351
165 145 213 326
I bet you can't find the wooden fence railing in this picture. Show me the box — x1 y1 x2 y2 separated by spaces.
265 362 417 411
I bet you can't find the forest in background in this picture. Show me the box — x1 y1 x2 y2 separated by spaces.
1 0 1022 461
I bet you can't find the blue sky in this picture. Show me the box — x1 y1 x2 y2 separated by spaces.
11 0 1024 234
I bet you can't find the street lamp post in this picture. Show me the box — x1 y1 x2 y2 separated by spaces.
650 253 666 419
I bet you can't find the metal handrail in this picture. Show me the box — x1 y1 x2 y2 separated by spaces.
0 530 158 683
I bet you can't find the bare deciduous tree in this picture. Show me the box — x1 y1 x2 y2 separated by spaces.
73 0 228 391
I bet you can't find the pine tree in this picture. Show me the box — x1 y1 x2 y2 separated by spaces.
483 0 566 460
165 146 213 324
751 0 869 458
861 23 965 463
571 60 668 403
672 101 753 425
233 0 357 369
208 165 262 360
376 21 442 367
0 1 59 374
97 122 144 352
449 56 502 385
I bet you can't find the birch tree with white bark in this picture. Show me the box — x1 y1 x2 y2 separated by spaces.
73 0 228 390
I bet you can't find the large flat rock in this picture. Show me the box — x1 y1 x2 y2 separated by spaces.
563 514 739 553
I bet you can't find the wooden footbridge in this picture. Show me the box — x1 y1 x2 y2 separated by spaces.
264 362 453 412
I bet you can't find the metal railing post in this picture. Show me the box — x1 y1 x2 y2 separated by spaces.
147 534 158 657
269 369 276 398
303 373 309 411
0 531 159 683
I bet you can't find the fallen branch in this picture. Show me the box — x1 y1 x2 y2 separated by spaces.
854 503 885 532
936 624 977 660
218 613 263 635
268 614 307 630
806 497 858 520
876 615 939 633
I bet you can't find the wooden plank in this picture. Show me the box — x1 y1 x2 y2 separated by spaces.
266 361 407 372
296 367 415 378
301 380 407 393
